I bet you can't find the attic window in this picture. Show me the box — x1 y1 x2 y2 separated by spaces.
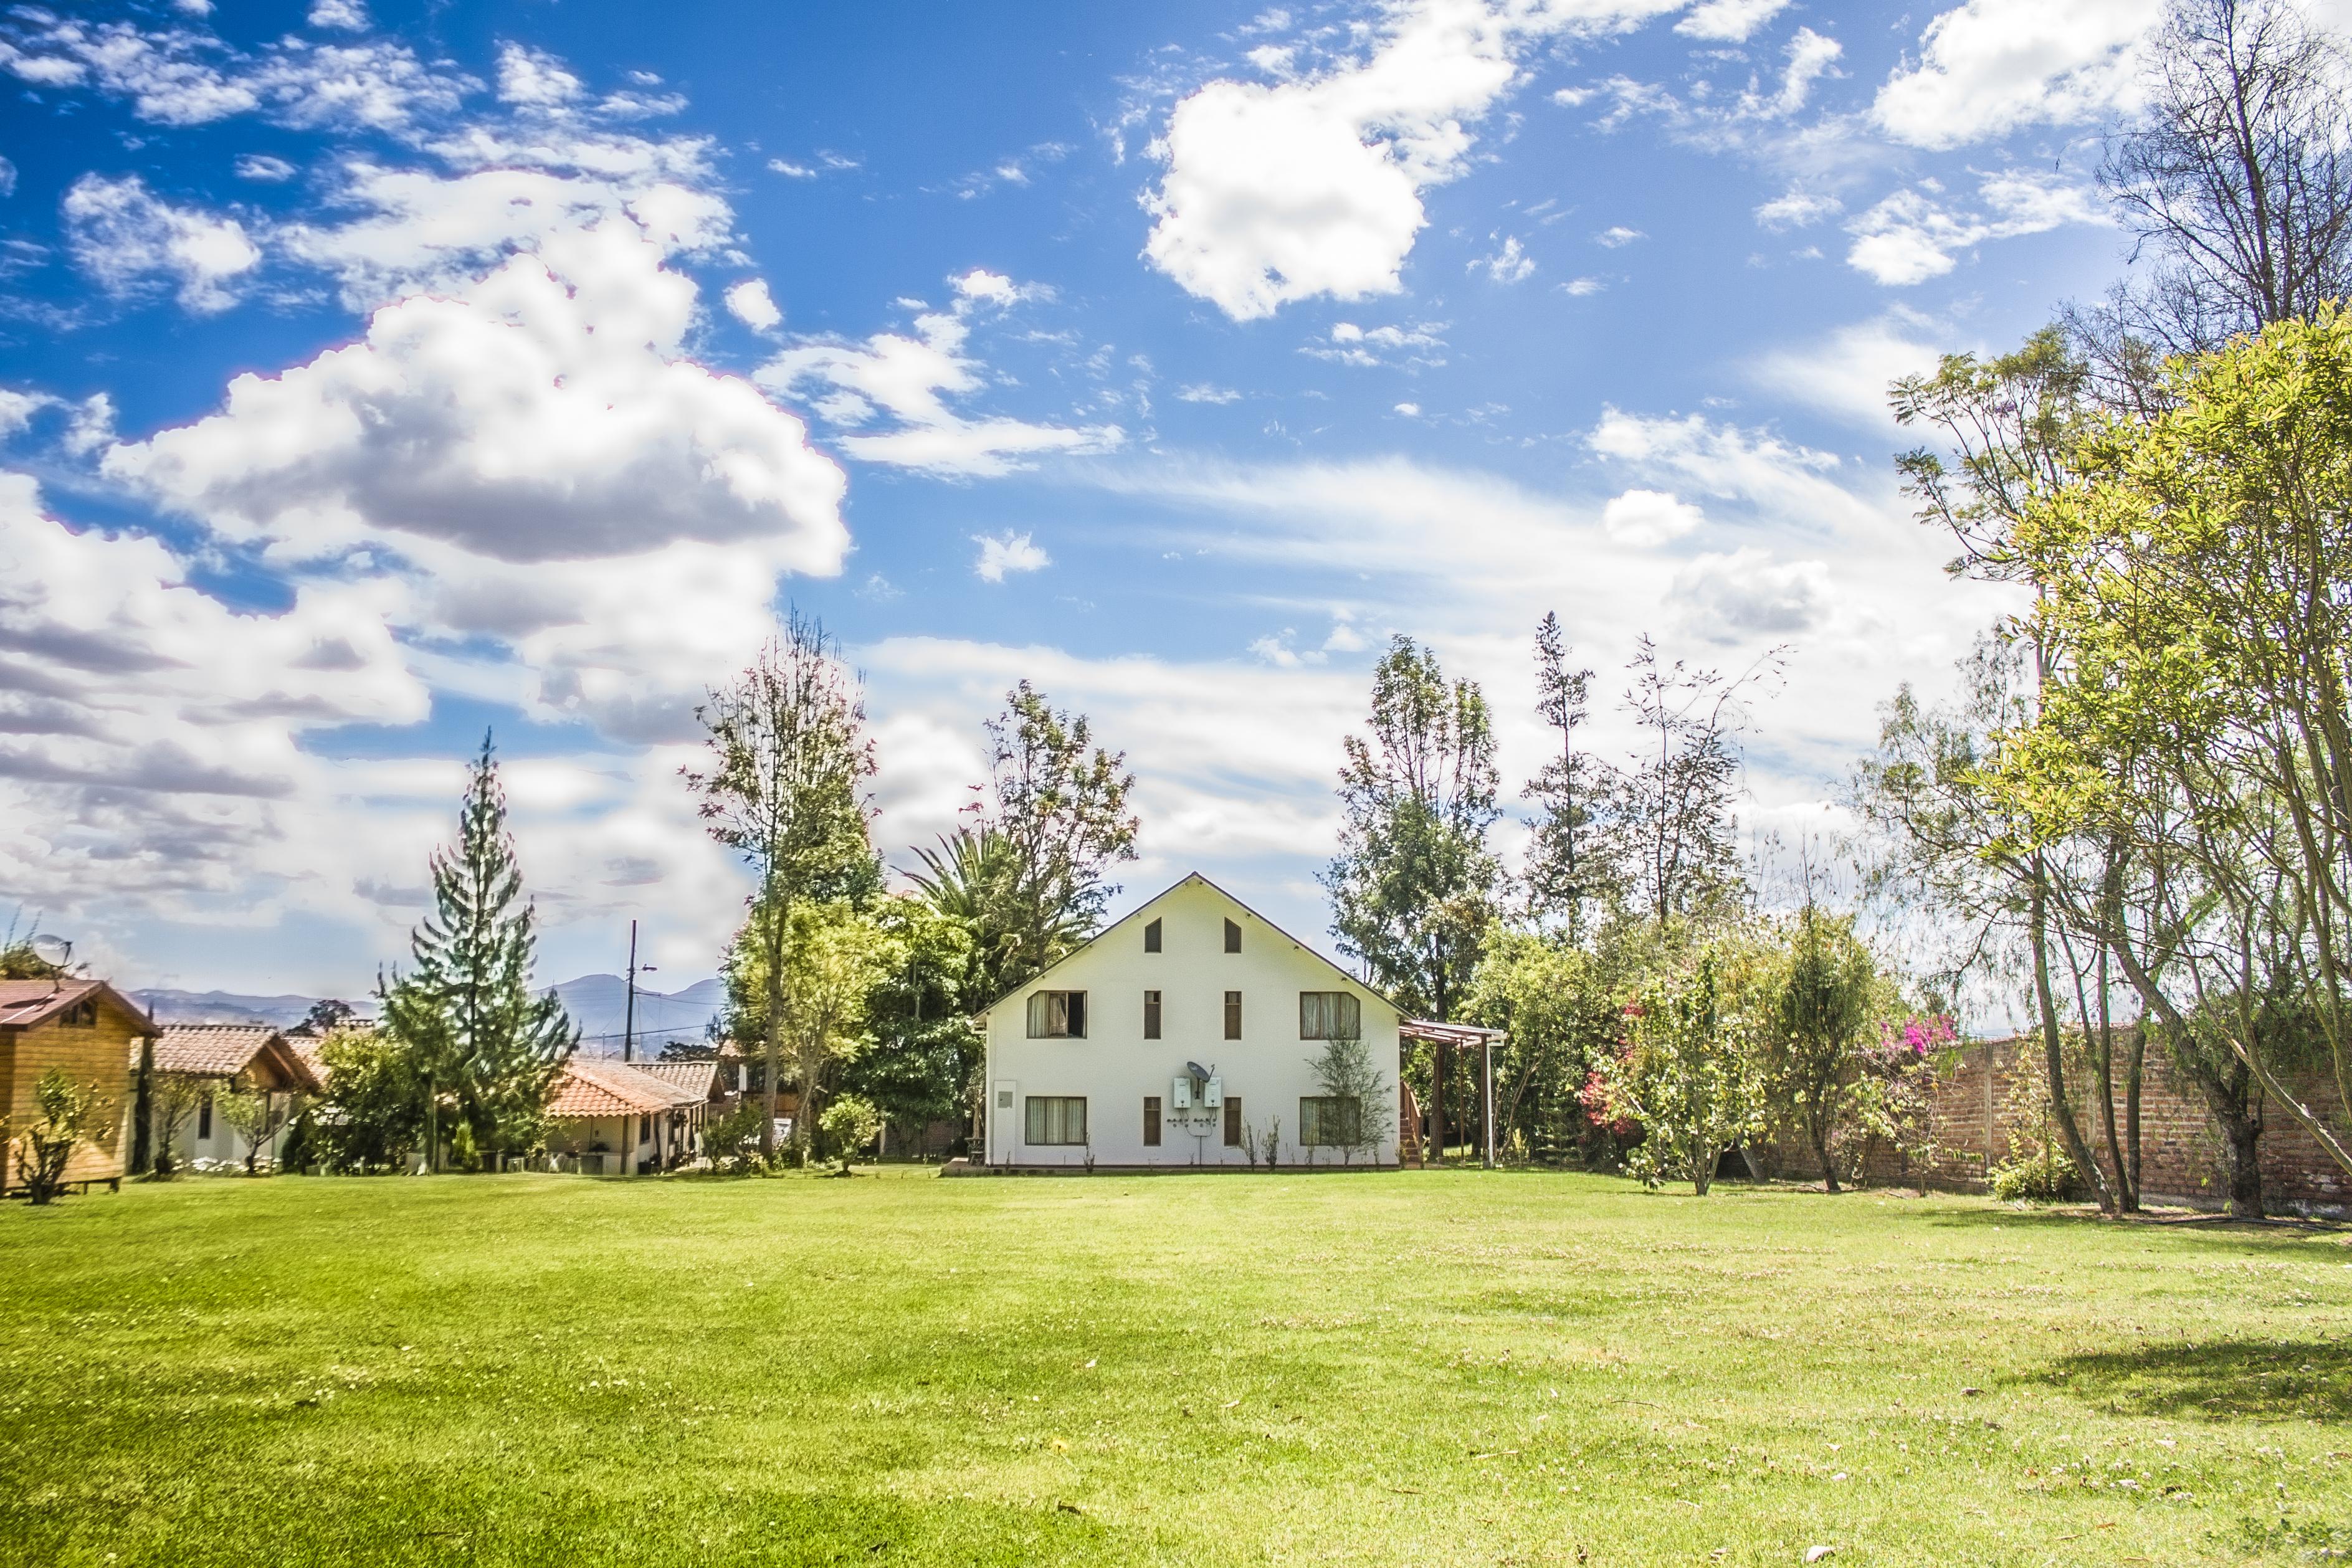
60 999 97 1029
1144 918 1162 953
1026 991 1087 1039
1224 918 1242 954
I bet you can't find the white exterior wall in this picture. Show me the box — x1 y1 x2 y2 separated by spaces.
983 876 1401 1169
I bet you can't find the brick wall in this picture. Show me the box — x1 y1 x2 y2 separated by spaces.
1763 1035 2351 1215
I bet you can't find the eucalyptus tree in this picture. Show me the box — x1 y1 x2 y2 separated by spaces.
687 614 878 1161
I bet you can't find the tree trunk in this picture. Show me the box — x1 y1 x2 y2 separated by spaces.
1812 1114 1839 1194
1691 1147 1712 1197
2030 867 2116 1214
1431 1042 1447 1166
761 918 783 1163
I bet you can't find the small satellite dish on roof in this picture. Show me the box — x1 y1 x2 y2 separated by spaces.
1186 1060 1209 1081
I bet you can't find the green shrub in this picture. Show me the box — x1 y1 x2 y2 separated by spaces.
1989 1142 2077 1202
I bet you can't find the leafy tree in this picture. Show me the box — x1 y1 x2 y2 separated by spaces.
315 1027 425 1173
687 614 878 1162
1325 635 1505 1021
8 1068 107 1204
1596 946 1768 1195
725 900 903 1162
1597 637 1775 933
1524 612 1609 930
981 683 1140 989
145 1075 203 1178
298 999 356 1037
1764 907 1878 1192
908 824 1059 1013
817 1093 883 1172
1305 1030 1393 1166
1991 308 2352 1186
1463 929 1614 1162
379 733 575 1169
698 1098 766 1174
836 895 980 1148
215 1090 290 1176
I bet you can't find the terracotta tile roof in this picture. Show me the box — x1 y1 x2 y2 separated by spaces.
0 979 154 1032
153 1024 282 1077
286 1035 328 1086
547 1058 705 1120
624 1060 722 1099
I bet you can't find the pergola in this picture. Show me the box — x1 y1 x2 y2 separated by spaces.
1399 1019 1508 1169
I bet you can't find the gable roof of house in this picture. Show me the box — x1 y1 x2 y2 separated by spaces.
625 1060 723 1098
981 872 1401 1018
0 978 155 1033
149 1024 325 1093
547 1057 707 1119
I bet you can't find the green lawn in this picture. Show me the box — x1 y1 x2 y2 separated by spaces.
2 1171 2348 1567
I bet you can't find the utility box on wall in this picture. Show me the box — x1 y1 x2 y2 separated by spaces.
1170 1075 1191 1111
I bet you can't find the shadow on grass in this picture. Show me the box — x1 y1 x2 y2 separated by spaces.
2036 1338 2352 1422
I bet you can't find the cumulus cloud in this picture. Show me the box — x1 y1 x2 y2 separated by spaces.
108 222 845 568
758 274 1123 477
1672 546 1833 641
973 530 1050 582
1675 0 1791 41
1873 0 2151 149
1596 224 1645 247
1754 188 1841 230
62 174 261 313
1141 0 1685 320
495 42 583 108
1602 487 1704 546
1844 170 2104 286
307 0 369 31
725 277 782 331
234 153 298 182
1307 319 1448 368
1477 234 1535 283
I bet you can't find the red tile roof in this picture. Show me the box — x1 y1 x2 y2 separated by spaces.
624 1060 723 1100
547 1057 706 1120
148 1024 326 1093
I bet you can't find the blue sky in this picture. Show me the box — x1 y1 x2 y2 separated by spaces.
1 0 2184 994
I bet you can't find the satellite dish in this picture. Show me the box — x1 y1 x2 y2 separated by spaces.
1186 1061 1209 1080
29 934 71 968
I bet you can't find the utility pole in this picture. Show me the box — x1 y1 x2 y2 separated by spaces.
623 920 637 1062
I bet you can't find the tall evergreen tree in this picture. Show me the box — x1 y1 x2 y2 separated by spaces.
1524 612 1609 931
380 733 575 1169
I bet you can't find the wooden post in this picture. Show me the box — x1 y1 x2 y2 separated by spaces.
1432 1041 1447 1166
1482 1037 1497 1169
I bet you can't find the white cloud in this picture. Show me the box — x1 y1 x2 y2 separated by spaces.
1589 407 1874 532
495 42 583 108
1176 384 1241 404
1394 401 1422 416
1873 0 2153 150
1596 224 1645 247
1747 313 1946 430
1672 546 1833 641
1675 0 1791 41
1477 234 1535 283
1844 171 2104 286
1602 487 1704 546
973 530 1050 582
0 389 54 439
769 158 817 178
307 0 369 32
951 267 1023 305
234 153 298 182
1562 275 1606 296
1755 188 1841 230
1140 0 1686 320
725 277 782 331
109 221 844 572
1769 27 1841 116
1307 319 1447 367
759 276 1123 477
61 174 261 313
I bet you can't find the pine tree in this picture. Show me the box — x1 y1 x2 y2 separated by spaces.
382 732 575 1169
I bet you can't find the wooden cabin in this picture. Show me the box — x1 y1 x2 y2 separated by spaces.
0 979 155 1194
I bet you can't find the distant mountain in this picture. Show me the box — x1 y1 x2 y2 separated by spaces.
548 974 723 1057
129 974 721 1053
131 989 357 1030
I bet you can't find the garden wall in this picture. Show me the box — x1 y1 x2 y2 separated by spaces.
1761 1036 2351 1215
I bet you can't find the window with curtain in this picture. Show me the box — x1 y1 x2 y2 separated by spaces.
1298 991 1362 1039
1224 990 1241 1040
1026 991 1087 1038
1299 1096 1361 1147
1024 1096 1088 1146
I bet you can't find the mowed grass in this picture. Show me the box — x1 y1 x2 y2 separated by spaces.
2 1172 2349 1567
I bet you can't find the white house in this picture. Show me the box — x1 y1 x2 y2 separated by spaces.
982 875 1403 1169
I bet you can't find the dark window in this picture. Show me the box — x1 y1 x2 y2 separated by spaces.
639 1114 651 1143
1026 991 1087 1038
1143 1096 1161 1146
198 1093 212 1140
1144 918 1163 953
1299 991 1363 1039
1143 989 1162 1040
1224 990 1242 1040
1300 1096 1361 1147
1224 918 1242 953
1223 1096 1243 1147
61 999 97 1028
1024 1096 1088 1146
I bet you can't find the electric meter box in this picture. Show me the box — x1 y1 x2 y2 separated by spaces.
1170 1076 1191 1110
1202 1076 1223 1108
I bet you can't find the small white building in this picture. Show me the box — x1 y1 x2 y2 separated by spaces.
982 874 1403 1169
